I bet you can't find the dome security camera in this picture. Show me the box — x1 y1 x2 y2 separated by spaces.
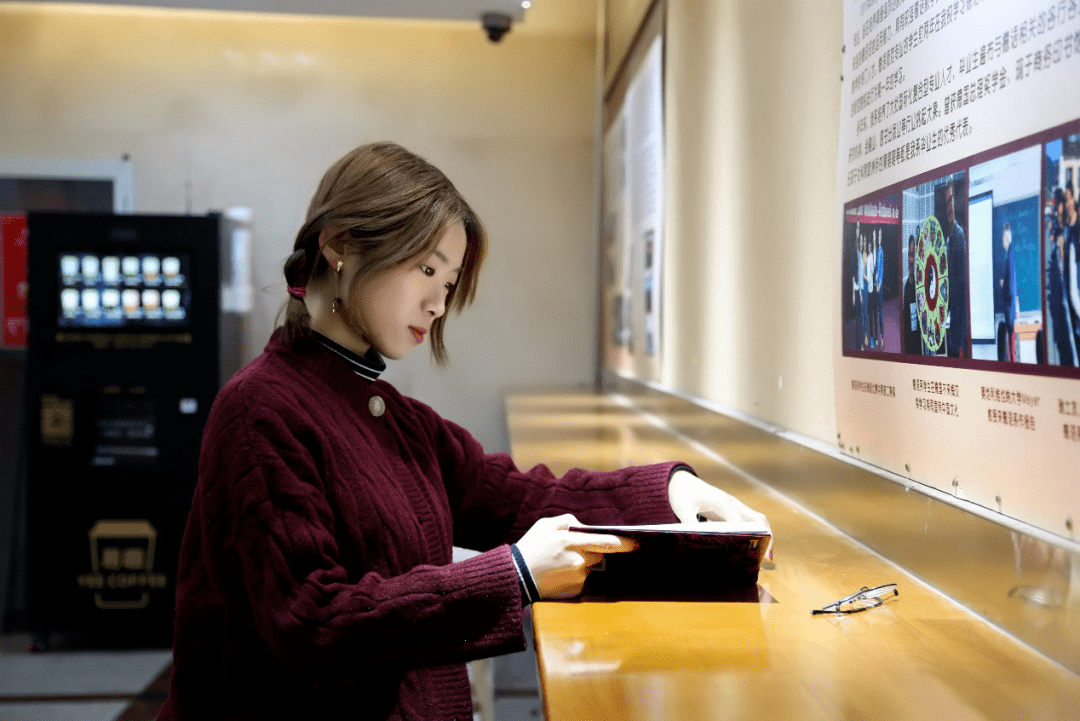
481 12 512 43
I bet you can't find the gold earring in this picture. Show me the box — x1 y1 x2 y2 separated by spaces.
332 259 344 313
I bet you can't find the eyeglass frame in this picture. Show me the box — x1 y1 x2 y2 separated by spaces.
811 583 898 615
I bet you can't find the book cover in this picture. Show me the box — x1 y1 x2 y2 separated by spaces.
569 522 772 599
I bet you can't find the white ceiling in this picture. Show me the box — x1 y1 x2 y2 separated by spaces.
13 0 598 36
19 0 528 21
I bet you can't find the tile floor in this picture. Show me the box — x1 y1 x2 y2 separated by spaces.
0 632 541 721
494 696 544 721
0 633 171 721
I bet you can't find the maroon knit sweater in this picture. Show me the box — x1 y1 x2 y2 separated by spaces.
157 330 683 720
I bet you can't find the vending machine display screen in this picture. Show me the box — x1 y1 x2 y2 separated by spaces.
57 252 192 328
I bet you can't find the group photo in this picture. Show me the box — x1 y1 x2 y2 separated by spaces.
842 195 901 354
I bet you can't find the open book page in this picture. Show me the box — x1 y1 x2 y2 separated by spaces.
570 521 770 536
571 521 774 562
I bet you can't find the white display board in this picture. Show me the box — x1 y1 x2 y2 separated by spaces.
0 157 134 213
602 35 665 380
834 0 1080 539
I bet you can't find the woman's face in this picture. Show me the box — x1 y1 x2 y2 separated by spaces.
352 221 467 360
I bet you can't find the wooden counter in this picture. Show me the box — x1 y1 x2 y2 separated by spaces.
505 390 1080 721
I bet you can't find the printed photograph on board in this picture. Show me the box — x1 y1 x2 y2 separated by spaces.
1045 134 1080 368
968 146 1043 364
842 194 901 354
901 172 969 358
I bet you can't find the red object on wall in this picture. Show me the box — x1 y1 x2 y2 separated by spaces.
2 213 29 347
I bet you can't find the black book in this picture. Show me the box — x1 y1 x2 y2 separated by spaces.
570 522 772 599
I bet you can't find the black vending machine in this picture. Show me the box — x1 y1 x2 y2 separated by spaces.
24 211 226 647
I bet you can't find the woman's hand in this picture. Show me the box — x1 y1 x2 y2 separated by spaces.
668 469 769 526
514 514 637 600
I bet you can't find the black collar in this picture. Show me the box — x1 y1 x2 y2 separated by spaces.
311 331 386 382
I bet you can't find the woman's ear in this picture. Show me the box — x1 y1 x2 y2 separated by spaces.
319 228 346 268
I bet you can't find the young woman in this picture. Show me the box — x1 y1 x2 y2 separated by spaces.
158 142 768 721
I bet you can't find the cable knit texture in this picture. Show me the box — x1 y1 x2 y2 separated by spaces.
157 329 684 720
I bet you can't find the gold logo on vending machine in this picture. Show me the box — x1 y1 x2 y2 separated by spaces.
40 395 74 446
86 519 163 609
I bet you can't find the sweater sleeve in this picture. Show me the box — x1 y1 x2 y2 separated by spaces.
192 385 526 678
413 401 687 552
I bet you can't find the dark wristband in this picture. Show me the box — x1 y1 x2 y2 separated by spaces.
510 544 540 605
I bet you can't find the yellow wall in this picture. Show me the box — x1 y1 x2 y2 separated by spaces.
663 1 843 445
603 1 843 446
603 0 654 88
0 2 600 453
2 0 848 449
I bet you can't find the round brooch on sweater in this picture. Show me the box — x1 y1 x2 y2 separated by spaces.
368 395 385 417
